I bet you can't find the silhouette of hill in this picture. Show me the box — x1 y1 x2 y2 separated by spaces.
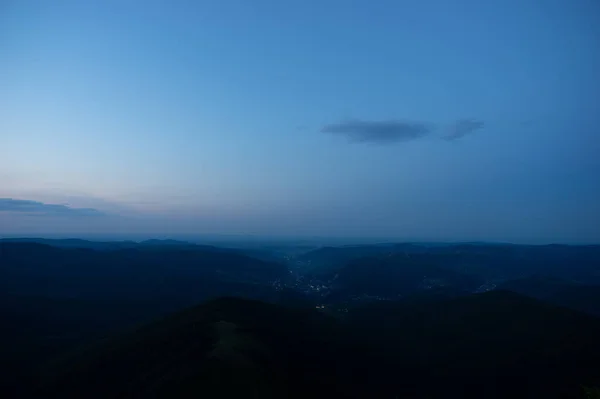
297 244 403 273
0 242 292 396
499 275 578 298
24 292 600 399
3 240 600 398
0 242 288 300
329 252 481 298
0 237 202 250
299 243 600 282
37 298 361 399
549 285 600 317
0 237 140 250
499 276 600 316
138 239 196 247
0 293 182 396
348 290 600 398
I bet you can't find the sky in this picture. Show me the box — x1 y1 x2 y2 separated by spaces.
1 0 599 243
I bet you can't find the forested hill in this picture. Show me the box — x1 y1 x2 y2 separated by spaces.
0 242 288 299
35 292 600 399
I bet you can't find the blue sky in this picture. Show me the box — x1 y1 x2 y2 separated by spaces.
1 0 599 242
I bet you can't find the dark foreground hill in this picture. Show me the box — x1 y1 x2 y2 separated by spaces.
0 242 295 395
37 298 362 399
349 290 600 398
29 291 600 399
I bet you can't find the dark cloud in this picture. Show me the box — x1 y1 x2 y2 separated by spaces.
321 119 433 144
0 198 106 217
444 119 485 140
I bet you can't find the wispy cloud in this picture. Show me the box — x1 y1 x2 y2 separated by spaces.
443 119 485 141
321 119 434 144
0 198 106 217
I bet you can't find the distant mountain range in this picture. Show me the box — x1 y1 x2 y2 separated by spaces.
0 242 288 296
299 242 600 282
328 252 481 297
0 237 198 250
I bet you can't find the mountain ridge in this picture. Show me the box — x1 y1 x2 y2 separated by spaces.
34 291 600 399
